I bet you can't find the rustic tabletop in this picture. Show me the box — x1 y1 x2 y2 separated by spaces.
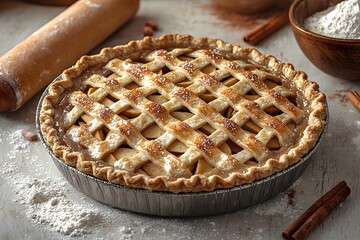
0 0 359 239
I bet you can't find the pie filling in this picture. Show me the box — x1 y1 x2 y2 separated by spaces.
41 34 326 192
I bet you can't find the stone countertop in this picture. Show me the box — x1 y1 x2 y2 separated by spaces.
0 0 359 239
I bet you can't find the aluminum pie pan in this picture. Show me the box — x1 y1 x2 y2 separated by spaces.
36 77 328 217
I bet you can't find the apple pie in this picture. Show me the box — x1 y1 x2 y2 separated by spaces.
39 34 326 192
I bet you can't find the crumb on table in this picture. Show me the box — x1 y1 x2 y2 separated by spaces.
21 130 38 142
143 19 159 36
143 26 155 36
145 20 158 30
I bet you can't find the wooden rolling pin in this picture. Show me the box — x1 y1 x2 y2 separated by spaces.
24 0 77 6
0 0 139 111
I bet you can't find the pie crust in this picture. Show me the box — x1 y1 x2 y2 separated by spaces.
39 34 327 193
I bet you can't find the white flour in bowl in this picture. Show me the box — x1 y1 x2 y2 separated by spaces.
304 0 360 39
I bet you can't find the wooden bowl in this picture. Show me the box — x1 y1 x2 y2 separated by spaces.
289 0 360 80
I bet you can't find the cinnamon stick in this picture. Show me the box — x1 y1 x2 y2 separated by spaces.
243 10 289 45
348 90 360 113
282 181 351 240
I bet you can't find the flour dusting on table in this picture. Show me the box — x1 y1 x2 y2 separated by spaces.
14 177 104 237
7 129 30 160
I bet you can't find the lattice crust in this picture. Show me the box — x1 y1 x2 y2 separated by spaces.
40 34 327 192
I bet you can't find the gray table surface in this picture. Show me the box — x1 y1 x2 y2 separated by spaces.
0 0 359 239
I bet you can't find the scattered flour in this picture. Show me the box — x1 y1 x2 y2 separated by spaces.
119 226 134 240
304 0 360 39
7 129 30 160
254 179 302 216
1 162 19 174
14 177 103 237
1 129 135 238
254 191 292 216
1 130 28 175
2 129 42 177
1 129 110 238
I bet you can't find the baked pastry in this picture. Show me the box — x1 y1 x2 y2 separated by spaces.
39 34 326 193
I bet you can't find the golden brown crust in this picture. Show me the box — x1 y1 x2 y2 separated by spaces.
39 34 327 193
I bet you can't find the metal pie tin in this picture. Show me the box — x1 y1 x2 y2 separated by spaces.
36 77 328 217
